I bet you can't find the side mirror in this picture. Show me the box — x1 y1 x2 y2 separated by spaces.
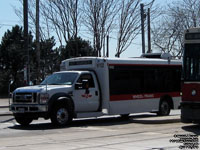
75 83 83 89
10 80 14 85
8 80 14 102
75 80 89 90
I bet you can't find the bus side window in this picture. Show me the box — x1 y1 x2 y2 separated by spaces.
144 70 155 93
131 70 144 94
198 59 200 79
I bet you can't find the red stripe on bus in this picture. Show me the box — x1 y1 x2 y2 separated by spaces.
110 92 180 101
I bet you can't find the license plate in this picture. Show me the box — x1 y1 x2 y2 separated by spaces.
18 108 25 113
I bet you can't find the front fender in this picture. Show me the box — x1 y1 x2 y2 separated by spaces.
48 93 74 116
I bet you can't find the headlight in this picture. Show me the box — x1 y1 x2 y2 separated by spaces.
40 93 49 104
191 90 197 96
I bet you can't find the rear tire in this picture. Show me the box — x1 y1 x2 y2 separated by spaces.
120 114 130 119
15 117 33 126
157 100 171 116
181 117 192 123
50 104 72 127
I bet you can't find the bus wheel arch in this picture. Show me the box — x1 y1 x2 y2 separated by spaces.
157 95 173 116
50 97 74 126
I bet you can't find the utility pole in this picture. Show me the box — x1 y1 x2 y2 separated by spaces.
140 3 145 54
106 35 109 57
23 0 29 85
36 0 40 83
147 8 151 53
103 34 105 57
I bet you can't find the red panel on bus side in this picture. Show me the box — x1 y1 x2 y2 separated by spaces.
110 92 180 101
182 83 200 102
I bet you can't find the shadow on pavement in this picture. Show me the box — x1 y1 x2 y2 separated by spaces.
8 113 180 131
9 116 135 131
9 122 59 130
131 117 180 124
182 125 200 135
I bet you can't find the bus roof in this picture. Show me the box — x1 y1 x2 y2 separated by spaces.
62 57 181 65
60 57 181 71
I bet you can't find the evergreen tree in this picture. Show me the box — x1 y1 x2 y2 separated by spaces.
0 25 33 94
32 37 60 80
60 37 95 60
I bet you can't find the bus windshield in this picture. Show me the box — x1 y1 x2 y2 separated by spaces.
40 72 78 85
184 43 200 81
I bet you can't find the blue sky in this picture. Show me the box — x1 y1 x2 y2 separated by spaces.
0 0 171 58
0 0 21 32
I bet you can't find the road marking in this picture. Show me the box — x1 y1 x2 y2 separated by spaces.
140 132 162 135
80 126 117 132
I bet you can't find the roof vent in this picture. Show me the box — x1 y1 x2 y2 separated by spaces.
161 53 172 59
141 53 172 59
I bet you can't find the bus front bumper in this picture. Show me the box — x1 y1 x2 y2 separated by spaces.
10 104 48 113
181 102 200 123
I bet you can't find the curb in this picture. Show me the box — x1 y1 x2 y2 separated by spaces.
0 113 12 116
0 106 12 116
0 106 9 109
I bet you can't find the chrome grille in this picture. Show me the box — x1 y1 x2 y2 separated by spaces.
14 92 38 103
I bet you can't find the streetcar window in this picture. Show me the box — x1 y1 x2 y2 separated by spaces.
184 44 200 81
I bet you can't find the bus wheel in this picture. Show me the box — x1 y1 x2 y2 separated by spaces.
157 100 170 116
15 117 33 126
120 114 130 119
51 104 72 127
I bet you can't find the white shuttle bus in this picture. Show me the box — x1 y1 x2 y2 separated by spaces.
10 55 182 126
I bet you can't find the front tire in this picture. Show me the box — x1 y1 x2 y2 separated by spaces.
157 100 171 116
15 117 33 126
50 104 72 127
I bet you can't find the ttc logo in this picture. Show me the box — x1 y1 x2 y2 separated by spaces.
81 94 92 98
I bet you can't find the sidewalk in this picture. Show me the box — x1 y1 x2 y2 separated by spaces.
0 98 12 116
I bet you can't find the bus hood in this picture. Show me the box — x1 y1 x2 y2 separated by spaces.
13 85 73 95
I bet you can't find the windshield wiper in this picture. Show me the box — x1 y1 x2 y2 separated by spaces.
48 83 62 85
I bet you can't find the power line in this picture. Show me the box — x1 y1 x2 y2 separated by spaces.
0 23 16 27
109 36 142 46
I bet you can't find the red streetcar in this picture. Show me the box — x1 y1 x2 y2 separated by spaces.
181 27 200 123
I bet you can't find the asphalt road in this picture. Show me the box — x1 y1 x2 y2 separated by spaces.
0 111 199 150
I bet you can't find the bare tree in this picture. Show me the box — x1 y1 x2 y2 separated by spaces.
115 0 141 57
115 0 156 57
14 0 81 45
14 0 47 40
83 0 117 57
42 0 80 41
152 0 200 57
152 21 183 57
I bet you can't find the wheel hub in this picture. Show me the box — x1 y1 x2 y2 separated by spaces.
57 108 68 124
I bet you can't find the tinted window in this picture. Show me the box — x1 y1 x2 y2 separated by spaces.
109 65 181 95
